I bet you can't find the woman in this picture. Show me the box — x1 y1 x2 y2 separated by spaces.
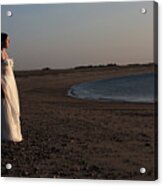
1 32 23 142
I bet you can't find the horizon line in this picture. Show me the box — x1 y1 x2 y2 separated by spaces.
14 62 155 72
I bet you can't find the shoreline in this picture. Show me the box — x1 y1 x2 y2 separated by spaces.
67 71 155 104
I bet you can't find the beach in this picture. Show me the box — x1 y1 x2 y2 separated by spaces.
1 64 157 180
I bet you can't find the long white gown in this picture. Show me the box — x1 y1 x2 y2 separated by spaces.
1 57 23 142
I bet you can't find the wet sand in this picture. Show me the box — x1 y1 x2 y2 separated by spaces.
1 64 157 180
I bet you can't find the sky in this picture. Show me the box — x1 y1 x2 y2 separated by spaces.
1 1 154 70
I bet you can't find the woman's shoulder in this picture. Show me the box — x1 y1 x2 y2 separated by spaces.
1 52 7 64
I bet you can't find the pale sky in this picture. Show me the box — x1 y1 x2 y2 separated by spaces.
1 1 154 70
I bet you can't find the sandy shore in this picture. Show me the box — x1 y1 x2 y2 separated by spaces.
1 64 157 180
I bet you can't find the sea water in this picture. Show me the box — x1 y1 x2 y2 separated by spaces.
67 72 157 103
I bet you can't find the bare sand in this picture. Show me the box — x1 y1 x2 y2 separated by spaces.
1 64 157 180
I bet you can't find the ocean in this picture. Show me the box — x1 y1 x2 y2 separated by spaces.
67 72 156 103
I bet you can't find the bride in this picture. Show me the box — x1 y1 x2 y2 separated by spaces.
1 32 23 142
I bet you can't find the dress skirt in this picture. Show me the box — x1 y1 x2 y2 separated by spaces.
1 58 23 142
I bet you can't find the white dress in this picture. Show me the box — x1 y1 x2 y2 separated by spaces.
1 57 23 142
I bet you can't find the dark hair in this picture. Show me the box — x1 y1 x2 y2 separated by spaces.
1 32 8 49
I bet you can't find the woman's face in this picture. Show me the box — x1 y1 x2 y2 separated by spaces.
5 36 10 48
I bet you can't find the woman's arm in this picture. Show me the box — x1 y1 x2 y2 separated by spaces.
1 58 8 75
1 79 7 98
